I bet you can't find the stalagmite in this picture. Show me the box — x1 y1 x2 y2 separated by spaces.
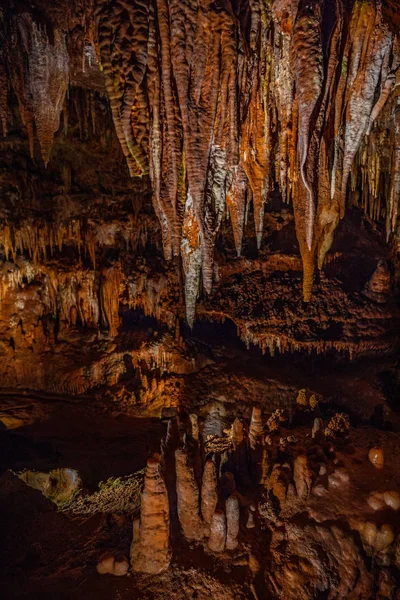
175 448 204 541
201 460 218 527
189 413 199 441
97 552 129 576
231 418 245 449
364 259 391 301
293 455 312 500
368 447 385 469
131 456 171 574
312 418 324 440
249 406 264 450
225 495 240 550
208 510 226 553
246 504 256 529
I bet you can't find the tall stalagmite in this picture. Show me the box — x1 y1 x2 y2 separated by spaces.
175 448 204 541
131 455 171 574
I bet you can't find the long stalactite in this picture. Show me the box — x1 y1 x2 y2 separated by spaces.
0 0 399 325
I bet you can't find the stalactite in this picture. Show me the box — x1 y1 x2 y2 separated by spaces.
226 166 247 257
0 56 8 137
240 4 272 248
388 102 400 239
290 0 323 251
6 15 35 158
27 0 392 320
28 23 69 166
339 2 392 217
272 0 296 204
100 265 123 337
94 0 150 177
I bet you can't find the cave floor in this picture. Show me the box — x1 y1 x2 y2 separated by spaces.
1 350 400 599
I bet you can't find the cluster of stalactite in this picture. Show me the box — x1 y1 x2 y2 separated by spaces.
0 258 175 339
0 216 154 268
0 13 69 164
1 0 399 325
92 0 400 322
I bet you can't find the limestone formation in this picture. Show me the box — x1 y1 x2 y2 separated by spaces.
296 389 308 406
353 521 395 555
208 510 226 553
312 418 324 440
231 418 245 449
368 447 385 469
1 2 400 599
175 448 204 541
249 407 264 450
367 490 400 511
97 551 129 577
189 414 199 441
364 259 391 301
225 495 240 550
293 455 313 500
161 418 179 456
246 504 256 529
201 460 218 527
325 413 350 437
131 456 171 574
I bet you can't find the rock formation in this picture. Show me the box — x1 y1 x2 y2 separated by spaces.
208 510 227 553
201 460 218 527
175 448 204 541
0 0 399 336
225 495 240 550
131 455 171 574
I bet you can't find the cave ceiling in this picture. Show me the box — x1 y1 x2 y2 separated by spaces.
0 0 399 396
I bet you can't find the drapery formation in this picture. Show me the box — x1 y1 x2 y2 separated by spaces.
1 0 399 324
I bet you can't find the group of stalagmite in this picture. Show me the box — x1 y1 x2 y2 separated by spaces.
130 421 244 573
94 399 400 600
128 405 319 574
98 402 393 578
